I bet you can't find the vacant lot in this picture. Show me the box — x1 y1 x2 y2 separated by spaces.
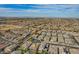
0 18 79 54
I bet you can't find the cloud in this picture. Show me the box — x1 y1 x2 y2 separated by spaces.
0 4 79 18
0 7 41 13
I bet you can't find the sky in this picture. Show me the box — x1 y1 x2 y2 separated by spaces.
0 4 79 18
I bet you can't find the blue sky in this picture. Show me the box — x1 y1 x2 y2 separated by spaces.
0 4 79 18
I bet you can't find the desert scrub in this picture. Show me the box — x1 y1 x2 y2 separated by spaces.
18 46 29 54
42 50 48 54
0 25 22 30
37 50 48 54
28 36 33 42
28 49 37 54
18 46 36 54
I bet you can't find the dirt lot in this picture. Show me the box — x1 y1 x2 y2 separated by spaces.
0 18 79 54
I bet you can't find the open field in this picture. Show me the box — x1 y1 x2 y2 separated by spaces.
0 18 79 54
